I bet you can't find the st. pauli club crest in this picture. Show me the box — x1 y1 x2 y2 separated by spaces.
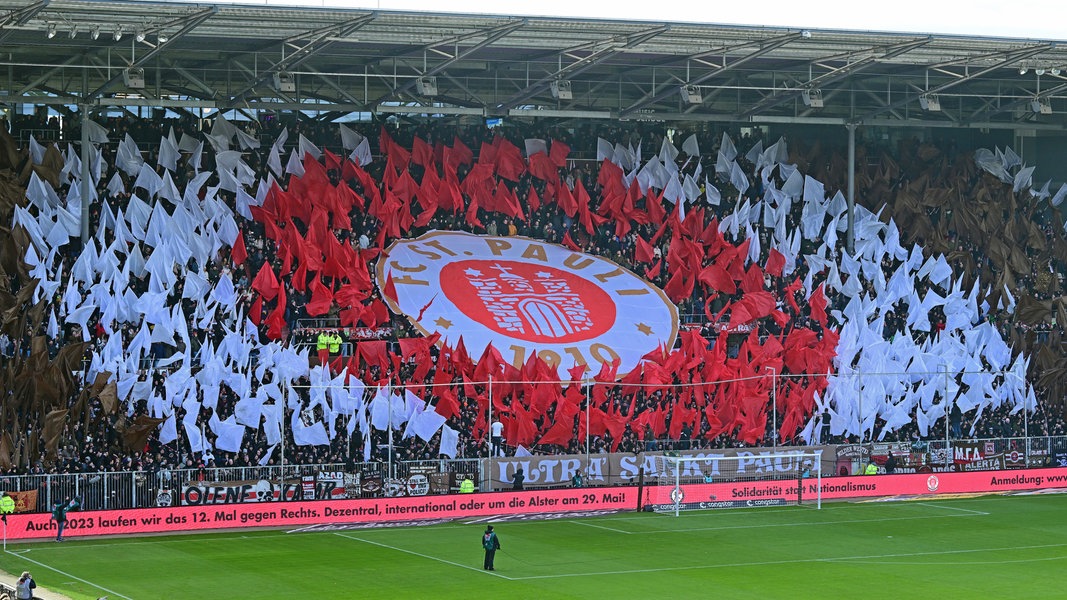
377 231 678 378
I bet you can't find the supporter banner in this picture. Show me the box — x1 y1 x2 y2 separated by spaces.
5 486 636 540
488 447 836 489
181 472 351 505
301 326 393 340
7 490 38 513
383 466 452 497
869 441 927 470
680 321 754 334
953 440 997 465
1053 452 1067 468
348 327 394 340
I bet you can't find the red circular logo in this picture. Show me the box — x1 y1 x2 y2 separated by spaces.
440 260 616 343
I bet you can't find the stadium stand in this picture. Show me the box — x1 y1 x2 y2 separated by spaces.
0 109 1063 488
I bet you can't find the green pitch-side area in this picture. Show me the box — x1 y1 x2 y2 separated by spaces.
4 494 1066 599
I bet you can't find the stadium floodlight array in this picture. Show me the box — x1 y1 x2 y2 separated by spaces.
647 451 823 516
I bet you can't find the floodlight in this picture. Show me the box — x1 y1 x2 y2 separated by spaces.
801 88 823 108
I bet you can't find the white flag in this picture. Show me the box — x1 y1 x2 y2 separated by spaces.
438 425 459 458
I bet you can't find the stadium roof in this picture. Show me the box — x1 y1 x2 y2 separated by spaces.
3 0 1067 130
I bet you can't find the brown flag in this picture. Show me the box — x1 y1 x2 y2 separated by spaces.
43 409 68 459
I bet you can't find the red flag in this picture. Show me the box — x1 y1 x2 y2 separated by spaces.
465 192 485 230
765 248 786 278
527 186 541 212
306 277 334 316
810 283 828 327
536 414 576 447
251 264 280 301
249 295 263 326
645 188 667 227
411 136 434 167
645 258 663 280
382 271 398 306
528 152 559 182
562 231 581 251
494 138 527 182
634 235 655 264
740 264 765 294
380 128 410 169
230 232 247 267
557 184 578 218
698 263 736 295
783 278 803 313
265 284 287 340
358 341 389 370
662 269 694 304
548 139 570 167
449 136 474 169
434 388 461 421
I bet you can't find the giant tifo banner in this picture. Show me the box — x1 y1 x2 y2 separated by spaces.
378 231 678 377
4 487 637 540
488 447 837 489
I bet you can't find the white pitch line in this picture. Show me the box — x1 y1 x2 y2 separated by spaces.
16 532 297 550
597 503 856 523
333 532 513 579
508 542 1067 580
5 550 135 599
915 502 989 515
569 520 632 534
620 511 981 534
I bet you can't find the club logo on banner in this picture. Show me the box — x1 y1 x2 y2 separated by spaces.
379 232 678 377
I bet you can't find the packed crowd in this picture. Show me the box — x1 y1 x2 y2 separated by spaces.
0 110 1064 477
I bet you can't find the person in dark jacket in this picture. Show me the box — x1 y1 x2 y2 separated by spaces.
512 468 525 490
482 525 501 570
51 496 80 541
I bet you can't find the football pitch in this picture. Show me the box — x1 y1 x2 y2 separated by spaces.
4 494 1067 599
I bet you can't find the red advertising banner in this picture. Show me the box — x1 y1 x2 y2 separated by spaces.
8 467 1067 540
646 467 1067 510
4 486 635 540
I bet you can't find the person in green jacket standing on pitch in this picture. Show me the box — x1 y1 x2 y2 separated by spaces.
51 497 80 541
482 525 501 570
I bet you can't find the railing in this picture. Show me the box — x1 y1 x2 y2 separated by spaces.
0 459 482 513
3 437 1064 514
17 127 59 143
291 341 355 357
295 317 343 330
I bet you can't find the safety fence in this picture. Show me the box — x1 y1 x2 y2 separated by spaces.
4 436 1066 515
0 458 481 514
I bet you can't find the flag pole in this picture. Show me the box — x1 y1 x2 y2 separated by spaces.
944 365 951 469
585 382 590 464
488 374 493 492
766 366 777 450
280 384 286 500
388 383 394 480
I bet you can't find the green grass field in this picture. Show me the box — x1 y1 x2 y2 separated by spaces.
4 494 1067 599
